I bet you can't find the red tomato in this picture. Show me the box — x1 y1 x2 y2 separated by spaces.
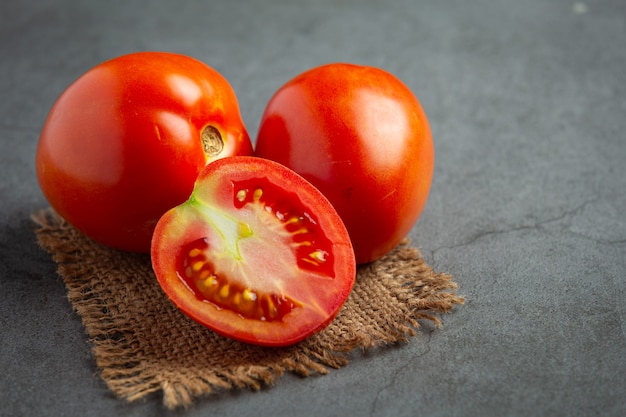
255 63 434 264
36 52 253 252
151 156 355 346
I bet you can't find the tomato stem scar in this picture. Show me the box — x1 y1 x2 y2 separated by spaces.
200 125 224 157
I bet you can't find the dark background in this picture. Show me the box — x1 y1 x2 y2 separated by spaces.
1 0 625 416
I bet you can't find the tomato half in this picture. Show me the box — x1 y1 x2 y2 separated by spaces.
151 156 356 346
255 63 434 264
36 52 253 252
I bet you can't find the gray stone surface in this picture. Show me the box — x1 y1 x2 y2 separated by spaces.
1 0 625 416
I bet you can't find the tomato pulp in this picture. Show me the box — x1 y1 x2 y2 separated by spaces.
36 52 252 252
151 156 356 346
255 63 434 264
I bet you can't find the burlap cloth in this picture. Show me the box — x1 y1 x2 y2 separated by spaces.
32 208 463 409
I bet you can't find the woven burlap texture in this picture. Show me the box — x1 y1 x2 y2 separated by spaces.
32 209 463 409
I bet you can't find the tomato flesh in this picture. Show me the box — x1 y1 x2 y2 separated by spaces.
151 156 356 346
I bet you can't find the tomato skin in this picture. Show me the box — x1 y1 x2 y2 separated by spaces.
255 63 434 264
151 156 356 347
36 52 253 252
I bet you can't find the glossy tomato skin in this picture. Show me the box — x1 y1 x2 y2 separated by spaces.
255 63 433 264
36 52 252 252
151 156 355 347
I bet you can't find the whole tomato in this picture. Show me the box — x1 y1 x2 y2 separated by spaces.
255 63 434 264
36 52 253 252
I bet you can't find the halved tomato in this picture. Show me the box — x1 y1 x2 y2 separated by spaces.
151 156 356 346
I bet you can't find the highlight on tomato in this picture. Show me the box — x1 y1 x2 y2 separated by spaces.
151 156 356 347
36 52 253 252
255 63 434 264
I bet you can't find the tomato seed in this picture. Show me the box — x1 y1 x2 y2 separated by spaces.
197 275 218 293
219 284 230 299
285 216 301 225
242 288 255 301
191 261 204 272
264 296 276 316
301 258 319 266
236 189 247 202
309 250 327 262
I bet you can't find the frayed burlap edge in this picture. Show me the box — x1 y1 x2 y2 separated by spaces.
32 208 463 409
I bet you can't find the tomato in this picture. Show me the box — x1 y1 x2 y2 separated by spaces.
36 52 253 252
151 156 356 346
255 63 434 264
